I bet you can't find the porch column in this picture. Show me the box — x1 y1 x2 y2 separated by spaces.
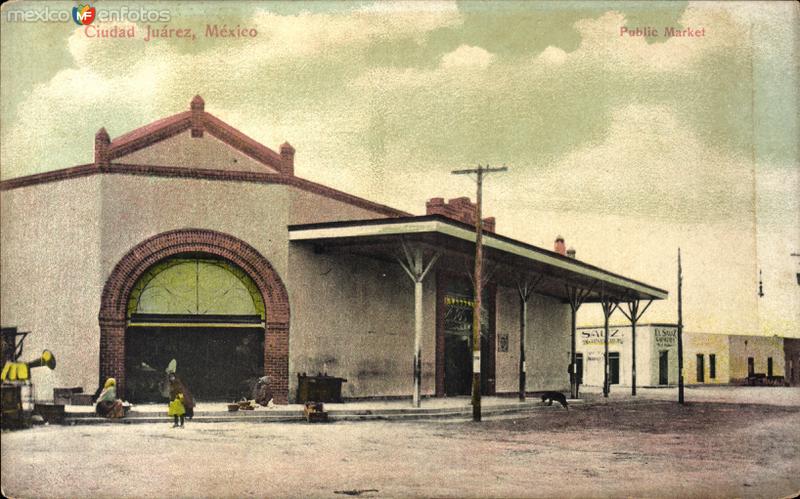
619 298 653 396
566 282 595 399
517 275 543 401
398 241 440 407
600 292 619 398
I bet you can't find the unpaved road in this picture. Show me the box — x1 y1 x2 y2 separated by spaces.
2 400 799 498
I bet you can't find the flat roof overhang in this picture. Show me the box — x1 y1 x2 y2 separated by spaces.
288 215 668 303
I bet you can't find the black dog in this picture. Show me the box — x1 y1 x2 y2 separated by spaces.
540 391 569 410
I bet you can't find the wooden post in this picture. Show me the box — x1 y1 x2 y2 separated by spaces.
397 241 440 408
517 276 541 401
413 248 423 407
452 165 507 422
678 248 685 404
620 299 653 397
566 282 595 399
600 293 618 398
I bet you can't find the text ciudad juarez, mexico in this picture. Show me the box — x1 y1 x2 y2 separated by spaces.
84 24 258 41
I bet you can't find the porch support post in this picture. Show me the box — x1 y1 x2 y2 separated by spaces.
619 298 653 396
566 281 595 399
517 275 543 401
397 240 440 408
600 292 619 398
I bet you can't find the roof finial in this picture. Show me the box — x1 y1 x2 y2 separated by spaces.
190 95 205 111
191 96 205 137
95 128 110 167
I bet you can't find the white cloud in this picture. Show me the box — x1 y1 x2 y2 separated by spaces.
440 45 494 69
536 46 568 65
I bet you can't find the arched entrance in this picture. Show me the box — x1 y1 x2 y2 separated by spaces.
99 229 290 403
125 256 266 402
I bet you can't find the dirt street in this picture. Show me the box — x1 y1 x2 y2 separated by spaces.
2 398 799 498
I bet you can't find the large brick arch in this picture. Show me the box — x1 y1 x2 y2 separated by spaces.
98 229 290 403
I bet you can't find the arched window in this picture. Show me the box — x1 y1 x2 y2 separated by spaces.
127 256 265 324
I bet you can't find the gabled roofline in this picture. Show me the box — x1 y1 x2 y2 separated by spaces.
102 97 286 172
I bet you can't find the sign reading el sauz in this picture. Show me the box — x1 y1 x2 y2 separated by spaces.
654 327 678 348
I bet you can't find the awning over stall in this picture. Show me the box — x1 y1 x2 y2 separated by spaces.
288 214 667 302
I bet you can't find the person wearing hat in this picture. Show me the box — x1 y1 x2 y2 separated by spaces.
95 378 125 418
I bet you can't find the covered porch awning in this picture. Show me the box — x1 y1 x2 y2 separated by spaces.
288 215 667 303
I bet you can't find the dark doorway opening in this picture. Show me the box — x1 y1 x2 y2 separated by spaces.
442 278 495 396
748 357 755 377
125 325 264 402
696 354 705 383
609 352 620 385
710 354 716 379
575 353 584 385
659 350 669 385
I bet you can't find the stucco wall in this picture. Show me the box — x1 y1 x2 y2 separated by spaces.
100 176 291 283
683 332 730 384
0 176 103 399
494 285 520 393
288 244 437 399
576 324 680 387
113 130 279 174
525 294 571 392
728 335 785 382
289 187 392 225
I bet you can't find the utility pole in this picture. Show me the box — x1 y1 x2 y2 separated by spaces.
677 248 685 404
452 164 508 422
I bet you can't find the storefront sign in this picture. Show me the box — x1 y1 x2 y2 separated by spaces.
654 327 677 348
580 328 623 346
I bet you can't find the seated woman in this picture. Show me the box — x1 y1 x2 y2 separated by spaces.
95 378 125 418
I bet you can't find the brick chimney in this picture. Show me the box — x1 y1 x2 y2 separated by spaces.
426 197 496 232
554 236 566 256
190 95 205 138
566 246 576 259
280 141 295 176
94 127 110 168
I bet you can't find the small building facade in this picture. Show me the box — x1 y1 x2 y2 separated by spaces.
0 97 667 404
577 324 787 388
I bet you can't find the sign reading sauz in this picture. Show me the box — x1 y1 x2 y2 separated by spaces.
581 329 623 346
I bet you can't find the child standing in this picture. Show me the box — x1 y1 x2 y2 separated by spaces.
167 372 193 427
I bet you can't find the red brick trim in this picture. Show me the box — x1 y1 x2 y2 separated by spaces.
203 113 284 171
98 229 291 403
101 108 286 173
108 112 192 160
0 164 408 218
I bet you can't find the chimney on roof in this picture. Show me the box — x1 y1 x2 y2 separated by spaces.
190 95 205 138
94 128 110 168
426 197 496 232
280 142 295 176
554 235 566 256
566 246 576 259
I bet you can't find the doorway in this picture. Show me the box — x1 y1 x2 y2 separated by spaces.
441 278 495 396
696 354 705 383
126 325 263 402
659 350 669 385
123 255 267 402
575 353 584 385
609 352 620 385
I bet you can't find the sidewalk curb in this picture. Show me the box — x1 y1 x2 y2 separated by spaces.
63 400 583 425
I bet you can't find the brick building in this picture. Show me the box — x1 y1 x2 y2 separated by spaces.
0 97 666 404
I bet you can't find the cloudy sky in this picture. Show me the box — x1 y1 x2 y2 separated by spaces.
1 1 797 336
